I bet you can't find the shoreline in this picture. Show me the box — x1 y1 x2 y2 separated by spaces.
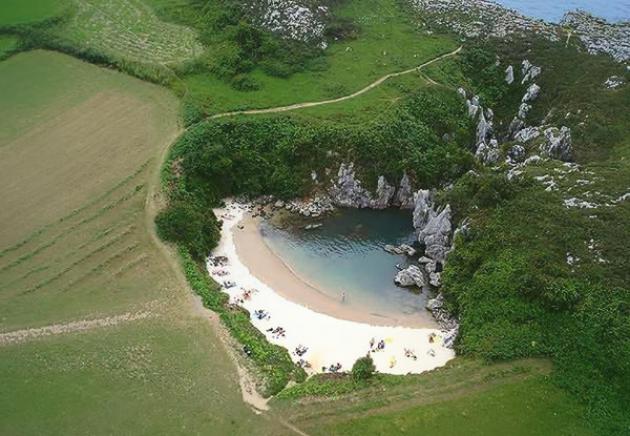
234 213 438 329
208 201 455 376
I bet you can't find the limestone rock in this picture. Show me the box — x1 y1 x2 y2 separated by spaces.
476 110 492 146
412 190 435 230
371 176 395 209
518 102 531 119
328 163 372 208
522 84 541 102
394 265 425 288
541 126 572 161
419 205 452 264
396 172 415 209
514 126 541 143
505 65 514 84
507 144 526 163
475 139 500 165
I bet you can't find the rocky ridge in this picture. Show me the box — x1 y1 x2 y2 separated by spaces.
408 0 630 63
247 0 329 46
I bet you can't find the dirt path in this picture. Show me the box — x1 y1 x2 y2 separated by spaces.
0 310 154 346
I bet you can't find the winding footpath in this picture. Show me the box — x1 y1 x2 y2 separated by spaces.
209 46 463 119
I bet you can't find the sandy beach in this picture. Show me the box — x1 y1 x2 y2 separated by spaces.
208 201 455 376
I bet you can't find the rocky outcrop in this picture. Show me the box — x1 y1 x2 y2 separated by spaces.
507 144 526 163
395 172 415 209
372 176 396 209
562 11 630 62
394 265 425 288
522 84 541 103
476 109 493 146
419 205 453 264
250 0 328 45
475 139 500 165
514 126 541 142
521 60 541 84
328 163 372 208
541 126 572 161
426 294 458 348
505 65 514 84
412 190 435 230
517 102 531 120
408 0 557 41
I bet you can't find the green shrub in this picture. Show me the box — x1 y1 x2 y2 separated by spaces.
230 73 261 91
155 200 220 260
352 355 376 381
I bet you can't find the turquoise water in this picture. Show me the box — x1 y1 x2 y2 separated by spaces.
494 0 630 23
261 208 432 323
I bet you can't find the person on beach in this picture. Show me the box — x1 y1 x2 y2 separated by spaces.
341 291 346 302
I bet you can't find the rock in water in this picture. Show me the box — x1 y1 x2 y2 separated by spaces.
505 65 514 84
371 176 395 209
541 126 572 161
394 265 425 288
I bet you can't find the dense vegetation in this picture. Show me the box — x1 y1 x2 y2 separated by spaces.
439 38 630 434
159 86 474 258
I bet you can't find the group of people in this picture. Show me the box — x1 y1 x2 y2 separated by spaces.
254 309 270 320
293 344 308 357
323 362 343 373
266 326 286 339
404 348 418 361
369 337 386 352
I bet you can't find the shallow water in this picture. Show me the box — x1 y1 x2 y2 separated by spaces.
493 0 630 23
261 208 433 324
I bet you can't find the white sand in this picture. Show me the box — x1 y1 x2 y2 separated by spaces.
207 201 455 376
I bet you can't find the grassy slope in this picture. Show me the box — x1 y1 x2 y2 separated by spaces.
0 51 280 434
319 377 593 436
273 358 593 435
0 0 65 27
179 0 456 115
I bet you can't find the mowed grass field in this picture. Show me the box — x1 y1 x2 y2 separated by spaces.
0 50 283 434
54 0 203 64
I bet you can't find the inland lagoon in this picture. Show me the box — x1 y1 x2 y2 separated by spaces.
259 208 435 327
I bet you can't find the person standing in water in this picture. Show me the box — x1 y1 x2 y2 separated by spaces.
341 291 346 302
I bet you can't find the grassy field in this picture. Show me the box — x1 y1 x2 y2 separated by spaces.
0 50 283 434
0 0 66 28
180 0 457 116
